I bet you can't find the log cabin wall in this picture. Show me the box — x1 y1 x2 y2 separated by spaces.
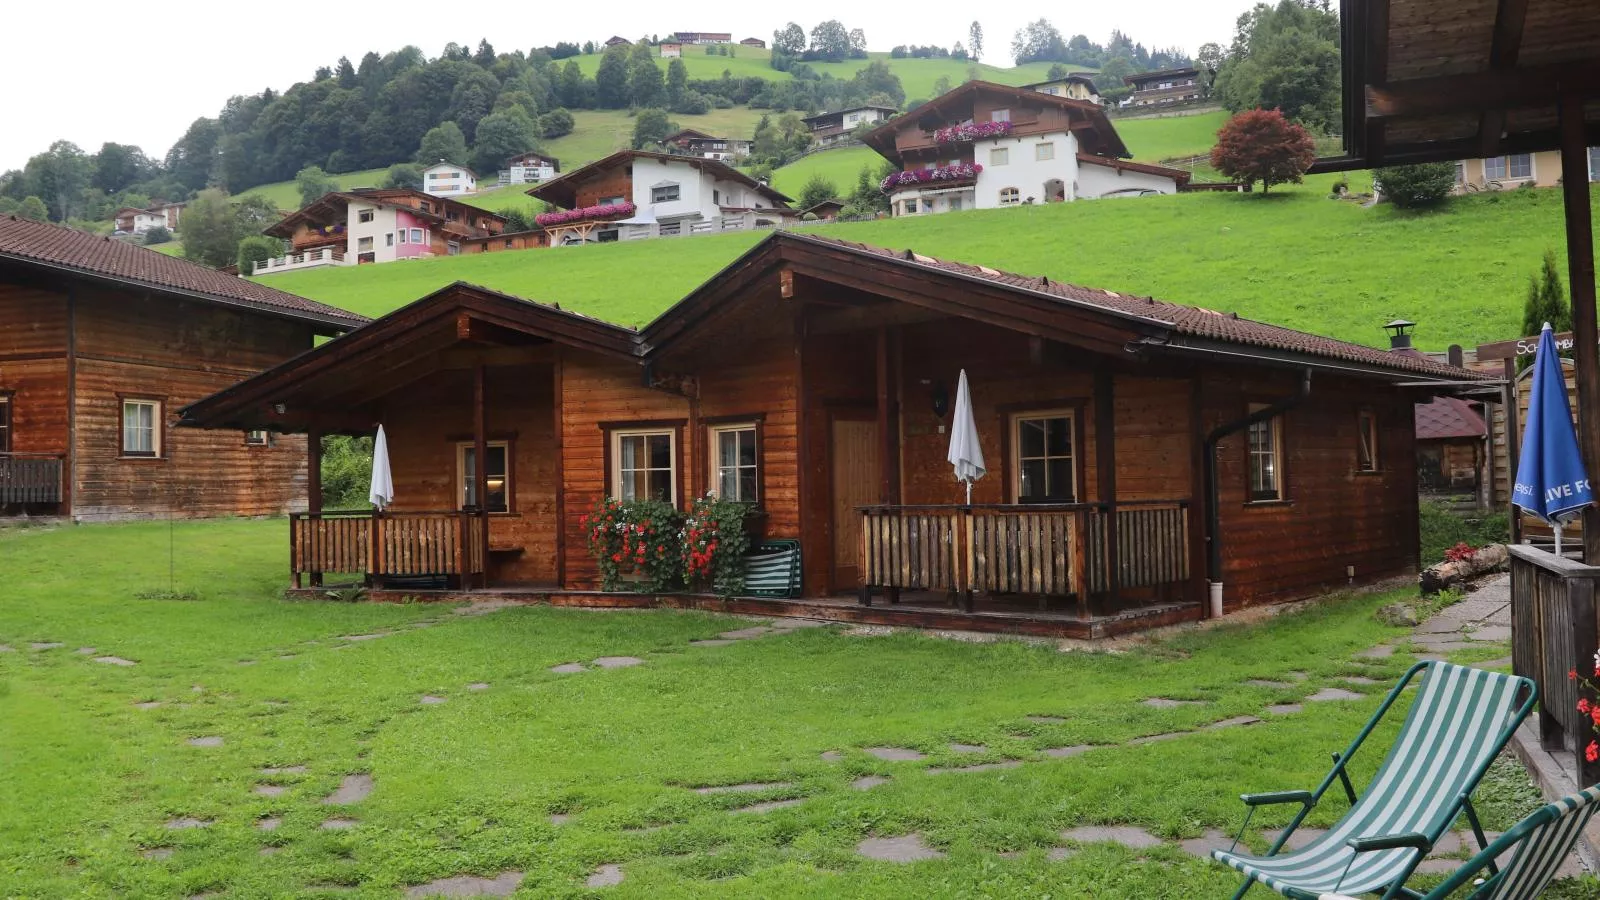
377 362 559 585
692 335 802 540
68 286 316 521
799 328 877 595
1202 367 1419 608
573 167 634 209
0 282 71 470
559 350 690 588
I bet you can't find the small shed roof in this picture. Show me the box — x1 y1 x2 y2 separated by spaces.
1416 396 1488 440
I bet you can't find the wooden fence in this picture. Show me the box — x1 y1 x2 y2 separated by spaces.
0 454 64 504
1509 544 1600 787
290 510 486 587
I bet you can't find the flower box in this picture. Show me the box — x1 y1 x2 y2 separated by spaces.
934 121 1012 143
535 201 636 228
879 163 984 193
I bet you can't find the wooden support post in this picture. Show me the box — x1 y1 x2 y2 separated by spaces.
473 363 490 589
553 352 567 588
1559 90 1600 564
1071 511 1090 620
1095 369 1118 603
1572 575 1600 786
875 326 895 504
1503 358 1523 544
369 505 382 587
307 424 323 588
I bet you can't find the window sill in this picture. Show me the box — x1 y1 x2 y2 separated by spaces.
1243 499 1292 508
120 455 164 461
1353 469 1384 477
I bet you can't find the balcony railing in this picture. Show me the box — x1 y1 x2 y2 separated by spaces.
289 510 486 587
255 246 346 276
859 501 1189 616
0 453 64 504
1508 545 1600 787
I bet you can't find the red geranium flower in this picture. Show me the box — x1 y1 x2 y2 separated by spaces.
1580 698 1591 715
1587 741 1598 764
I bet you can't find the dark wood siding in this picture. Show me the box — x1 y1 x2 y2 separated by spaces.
0 283 71 466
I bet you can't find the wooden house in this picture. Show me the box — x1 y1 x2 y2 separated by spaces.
180 232 1490 637
257 189 509 275
0 215 364 521
661 129 753 161
1123 67 1203 106
861 81 1190 216
739 37 767 49
659 42 683 58
800 106 900 148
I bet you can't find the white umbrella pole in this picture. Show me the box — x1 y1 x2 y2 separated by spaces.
1555 523 1563 557
965 481 972 505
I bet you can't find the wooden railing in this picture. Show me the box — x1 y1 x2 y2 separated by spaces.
1509 545 1600 787
0 454 64 504
289 510 486 587
859 501 1190 616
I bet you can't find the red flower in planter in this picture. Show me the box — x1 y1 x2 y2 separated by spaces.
1572 669 1579 681
1587 741 1599 764
1580 699 1591 715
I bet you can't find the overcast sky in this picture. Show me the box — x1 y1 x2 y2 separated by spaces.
3 0 1253 173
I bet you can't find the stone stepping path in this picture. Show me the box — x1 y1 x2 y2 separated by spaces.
718 626 771 640
1043 745 1093 758
261 765 307 775
1306 688 1364 702
420 695 448 705
253 785 288 798
259 846 281 857
865 747 925 761
1340 676 1381 686
949 743 987 753
586 864 624 888
1129 732 1186 746
1060 825 1164 850
324 774 373 805
1142 698 1205 708
820 751 843 762
851 776 890 790
30 642 63 650
857 833 946 862
549 663 586 674
927 761 1022 775
690 639 736 647
165 817 211 830
256 817 282 832
320 817 358 830
142 847 173 859
93 655 137 666
187 736 223 748
340 633 389 642
1180 828 1235 858
1247 679 1295 689
593 656 644 669
730 798 804 815
549 813 570 825
1356 644 1396 659
466 682 489 691
404 871 524 898
134 701 162 710
75 647 96 655
693 781 794 795
1207 716 1262 730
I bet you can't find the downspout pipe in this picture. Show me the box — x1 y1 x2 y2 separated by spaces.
1202 368 1313 617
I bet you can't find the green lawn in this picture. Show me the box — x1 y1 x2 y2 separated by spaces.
560 50 1088 104
770 147 881 198
146 239 185 257
541 107 770 170
255 182 1599 352
1114 110 1228 162
238 168 389 212
4 519 1584 898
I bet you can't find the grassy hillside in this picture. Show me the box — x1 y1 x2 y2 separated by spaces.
236 168 388 211
563 49 1087 102
541 107 769 168
1115 110 1228 162
770 146 882 197
252 181 1599 351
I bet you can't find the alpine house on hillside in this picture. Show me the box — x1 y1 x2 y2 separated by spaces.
256 189 518 275
861 81 1192 216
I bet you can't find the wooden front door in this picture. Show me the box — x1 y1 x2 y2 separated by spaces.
830 415 881 592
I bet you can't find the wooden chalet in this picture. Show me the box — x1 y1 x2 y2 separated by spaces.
180 232 1489 637
0 215 364 521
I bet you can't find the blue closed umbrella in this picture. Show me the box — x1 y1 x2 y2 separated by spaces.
1512 323 1594 554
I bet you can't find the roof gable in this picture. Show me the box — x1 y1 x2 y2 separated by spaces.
527 150 793 209
0 215 365 331
861 81 1131 163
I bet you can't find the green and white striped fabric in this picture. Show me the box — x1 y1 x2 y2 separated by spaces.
1213 663 1529 899
743 541 801 598
1318 784 1600 900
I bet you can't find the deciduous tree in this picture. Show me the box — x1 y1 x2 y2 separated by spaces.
773 23 806 55
595 44 631 108
1374 162 1457 208
382 162 423 190
236 235 283 275
471 109 537 174
415 122 469 165
1208 108 1315 193
629 42 664 108
798 174 838 210
17 196 48 222
809 21 851 62
294 165 338 207
631 108 675 149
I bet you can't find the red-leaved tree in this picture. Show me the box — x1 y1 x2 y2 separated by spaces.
1210 108 1317 194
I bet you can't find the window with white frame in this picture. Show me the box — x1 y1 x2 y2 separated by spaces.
709 423 758 502
652 183 681 203
1036 142 1055 161
1247 403 1283 501
385 233 394 247
1012 411 1075 503
409 228 424 243
456 441 511 512
990 108 1010 123
398 230 409 244
245 429 270 447
612 430 676 503
948 196 963 211
357 236 373 251
1454 161 1465 184
990 147 1009 166
599 194 626 206
904 198 919 214
1356 409 1379 473
1485 154 1533 180
357 209 374 223
999 187 1020 206
447 241 461 256
121 398 161 457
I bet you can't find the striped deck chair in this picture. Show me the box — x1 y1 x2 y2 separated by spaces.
1212 661 1536 900
1319 784 1600 900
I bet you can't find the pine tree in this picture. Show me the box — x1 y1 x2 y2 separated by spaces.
1522 251 1573 338
969 21 984 62
595 45 630 108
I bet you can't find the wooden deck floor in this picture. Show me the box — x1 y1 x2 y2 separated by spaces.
286 584 1202 640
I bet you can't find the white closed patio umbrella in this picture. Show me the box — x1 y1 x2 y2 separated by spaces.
947 369 986 504
368 424 394 510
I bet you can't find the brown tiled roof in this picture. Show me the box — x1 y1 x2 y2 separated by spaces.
1415 396 1487 440
0 215 366 330
781 233 1494 383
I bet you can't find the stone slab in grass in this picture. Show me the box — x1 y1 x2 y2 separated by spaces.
771 618 828 629
1059 825 1164 850
1469 625 1511 642
75 647 96 655
420 695 448 705
690 639 736 647
1129 732 1187 746
259 846 281 856
857 834 946 862
865 747 925 761
1246 679 1294 689
549 663 586 674
1416 617 1467 634
820 750 843 762
949 743 987 753
165 817 211 830
1340 676 1381 686
1262 827 1328 851
142 847 173 859
1207 716 1262 730
340 633 388 642
467 683 489 691
1266 703 1303 715
593 656 644 669
549 813 571 826
1043 745 1093 758
94 656 137 666
927 761 1022 775
324 774 373 805
134 701 162 710
261 765 306 775
256 817 282 832
693 781 795 794
253 785 288 798
1025 715 1066 724
1179 829 1234 858
0 644 12 652
1356 644 1396 659
1142 697 1204 708
1307 688 1364 702
30 642 63 650
320 817 358 830
187 736 223 748
1047 847 1078 861
1412 637 1481 652
851 776 890 790
730 798 804 814
404 871 525 898
586 864 624 888
718 627 771 640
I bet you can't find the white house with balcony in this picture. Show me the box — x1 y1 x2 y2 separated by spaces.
527 150 798 244
422 161 478 197
861 81 1190 217
498 151 560 186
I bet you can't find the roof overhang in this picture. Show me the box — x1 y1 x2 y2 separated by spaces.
861 81 1130 165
